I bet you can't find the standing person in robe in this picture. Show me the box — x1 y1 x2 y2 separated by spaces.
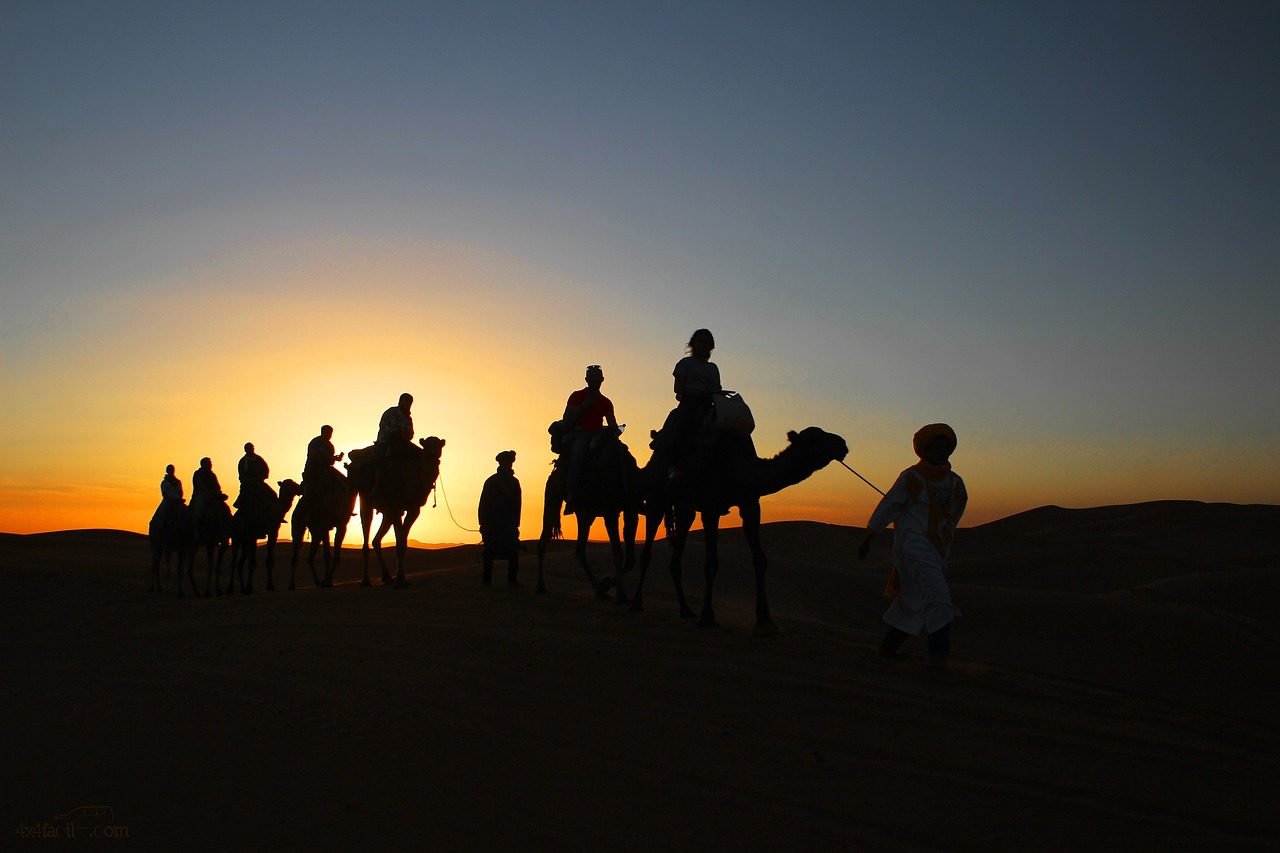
478 450 522 586
857 423 968 665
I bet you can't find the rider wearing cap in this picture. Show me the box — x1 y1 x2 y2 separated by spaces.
560 364 618 515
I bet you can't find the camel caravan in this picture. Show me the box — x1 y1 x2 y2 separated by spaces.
148 331 850 636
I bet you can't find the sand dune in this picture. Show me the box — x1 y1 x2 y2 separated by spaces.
4 502 1277 850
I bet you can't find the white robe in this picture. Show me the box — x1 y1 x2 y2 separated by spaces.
868 468 967 635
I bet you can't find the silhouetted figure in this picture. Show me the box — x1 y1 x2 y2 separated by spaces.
631 426 848 634
229 478 302 594
149 463 198 595
302 424 344 497
651 329 722 479
151 464 184 528
557 364 619 515
235 442 271 513
858 424 968 664
190 457 226 540
373 393 414 497
479 450 522 586
536 427 641 600
353 435 445 588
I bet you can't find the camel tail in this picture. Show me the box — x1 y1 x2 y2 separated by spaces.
663 506 676 539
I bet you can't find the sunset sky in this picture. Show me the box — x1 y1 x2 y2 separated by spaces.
3 1 1278 544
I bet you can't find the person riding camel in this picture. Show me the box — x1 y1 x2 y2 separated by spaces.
559 364 618 515
235 441 271 516
154 463 184 527
652 328 721 479
302 424 344 497
373 393 414 495
190 457 226 539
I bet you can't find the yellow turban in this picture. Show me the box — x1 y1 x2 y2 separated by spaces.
912 423 957 460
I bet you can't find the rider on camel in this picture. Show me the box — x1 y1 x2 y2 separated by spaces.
652 328 721 479
560 364 618 515
302 424 344 497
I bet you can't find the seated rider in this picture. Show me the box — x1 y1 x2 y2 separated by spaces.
560 364 618 515
302 424 344 497
373 393 414 490
190 457 225 538
235 442 270 513
155 463 184 526
653 328 721 478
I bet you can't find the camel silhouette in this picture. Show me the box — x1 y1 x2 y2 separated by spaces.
148 502 199 598
288 469 358 589
632 426 848 634
535 429 642 600
227 479 302 594
348 436 445 588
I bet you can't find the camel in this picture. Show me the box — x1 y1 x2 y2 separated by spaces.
631 426 848 634
536 429 642 600
227 479 302 594
288 468 358 589
193 495 234 597
148 502 199 597
348 436 445 588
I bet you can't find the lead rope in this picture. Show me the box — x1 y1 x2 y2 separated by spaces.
839 459 885 496
434 473 480 533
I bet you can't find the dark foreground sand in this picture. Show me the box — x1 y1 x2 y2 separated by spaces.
4 501 1278 851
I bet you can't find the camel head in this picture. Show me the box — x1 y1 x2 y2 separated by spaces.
278 478 304 501
784 427 849 472
419 436 446 462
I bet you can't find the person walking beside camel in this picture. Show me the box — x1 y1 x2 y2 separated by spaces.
478 450 522 586
857 423 968 665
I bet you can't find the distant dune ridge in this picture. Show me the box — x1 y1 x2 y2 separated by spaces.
4 501 1278 850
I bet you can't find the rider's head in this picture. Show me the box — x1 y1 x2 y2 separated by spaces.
200 457 212 469
320 425 333 439
687 329 715 357
244 442 254 453
585 364 604 387
399 392 413 411
165 464 175 475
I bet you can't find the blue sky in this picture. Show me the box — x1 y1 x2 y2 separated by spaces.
3 1 1278 536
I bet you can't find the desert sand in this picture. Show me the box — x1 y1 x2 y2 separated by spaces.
4 501 1278 851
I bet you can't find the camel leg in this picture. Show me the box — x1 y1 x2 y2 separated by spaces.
621 508 638 600
631 508 665 613
309 537 324 588
668 507 697 619
326 524 347 587
371 513 394 586
575 514 612 598
358 505 372 586
740 502 776 636
602 514 629 605
265 532 277 592
394 507 420 588
699 510 721 628
289 537 303 591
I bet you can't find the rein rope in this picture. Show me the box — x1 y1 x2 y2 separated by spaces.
839 459 886 496
434 473 480 534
